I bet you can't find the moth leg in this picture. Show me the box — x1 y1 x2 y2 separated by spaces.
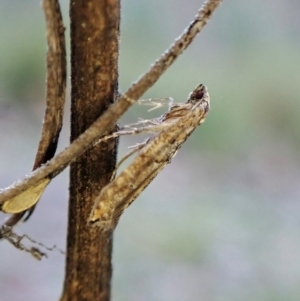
167 97 174 111
94 117 161 147
110 140 148 181
121 118 160 129
93 129 139 147
137 97 173 112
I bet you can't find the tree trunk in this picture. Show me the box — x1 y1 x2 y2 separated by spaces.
60 1 120 300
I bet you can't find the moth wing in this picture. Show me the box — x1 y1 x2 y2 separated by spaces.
112 162 168 224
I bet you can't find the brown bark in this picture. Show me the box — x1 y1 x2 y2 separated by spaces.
60 1 120 300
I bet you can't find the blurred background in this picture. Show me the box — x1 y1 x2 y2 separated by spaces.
0 0 300 300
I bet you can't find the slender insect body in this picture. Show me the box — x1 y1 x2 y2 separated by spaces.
89 84 210 231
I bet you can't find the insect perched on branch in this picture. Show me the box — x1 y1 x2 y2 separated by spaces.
89 83 210 231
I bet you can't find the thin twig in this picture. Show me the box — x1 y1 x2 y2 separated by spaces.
1 0 66 224
0 0 222 207
0 226 64 260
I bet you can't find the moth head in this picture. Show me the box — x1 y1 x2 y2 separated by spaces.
187 84 210 112
188 83 209 102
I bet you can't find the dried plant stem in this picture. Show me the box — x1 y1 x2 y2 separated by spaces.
3 0 66 226
0 226 64 260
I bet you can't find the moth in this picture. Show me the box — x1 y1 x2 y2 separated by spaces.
89 83 210 231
